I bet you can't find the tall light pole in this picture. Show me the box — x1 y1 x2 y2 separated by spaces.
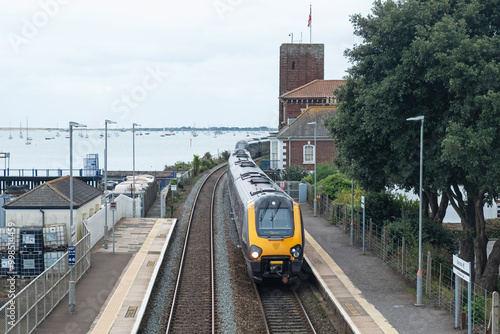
69 121 86 314
308 122 317 216
132 123 140 218
103 120 116 249
407 115 424 306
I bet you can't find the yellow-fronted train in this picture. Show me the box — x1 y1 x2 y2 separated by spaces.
227 148 304 284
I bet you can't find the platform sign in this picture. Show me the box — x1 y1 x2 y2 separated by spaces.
453 254 472 334
453 254 470 282
110 201 117 211
68 246 76 266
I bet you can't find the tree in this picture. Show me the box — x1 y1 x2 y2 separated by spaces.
192 155 200 176
327 0 500 290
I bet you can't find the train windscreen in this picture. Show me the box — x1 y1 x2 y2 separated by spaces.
256 201 293 238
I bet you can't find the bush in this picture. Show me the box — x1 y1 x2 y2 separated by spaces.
335 187 364 205
316 174 350 199
305 163 338 183
365 191 405 227
282 165 309 181
486 218 500 238
385 212 458 256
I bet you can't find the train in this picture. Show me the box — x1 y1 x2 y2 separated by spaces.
235 138 270 159
226 146 304 284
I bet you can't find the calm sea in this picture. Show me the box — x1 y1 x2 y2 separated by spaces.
0 129 265 171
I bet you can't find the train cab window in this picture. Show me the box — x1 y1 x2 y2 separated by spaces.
257 202 293 238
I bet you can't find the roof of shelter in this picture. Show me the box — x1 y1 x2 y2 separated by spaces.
4 175 102 209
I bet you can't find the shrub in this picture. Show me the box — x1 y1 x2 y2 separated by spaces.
304 163 338 183
282 165 309 181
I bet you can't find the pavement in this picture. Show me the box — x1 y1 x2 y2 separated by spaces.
33 218 160 334
300 202 467 334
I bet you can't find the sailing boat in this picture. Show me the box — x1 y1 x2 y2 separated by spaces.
25 118 32 145
8 123 12 139
19 122 23 139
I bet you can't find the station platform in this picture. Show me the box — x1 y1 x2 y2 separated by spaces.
301 203 466 334
33 217 175 334
32 204 463 334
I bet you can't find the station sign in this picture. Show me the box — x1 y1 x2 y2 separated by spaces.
68 246 76 266
453 254 470 282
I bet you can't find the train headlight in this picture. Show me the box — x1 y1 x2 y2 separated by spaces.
290 245 302 259
250 245 263 259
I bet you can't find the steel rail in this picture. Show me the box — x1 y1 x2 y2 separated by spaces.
255 283 317 334
292 288 317 334
210 170 226 333
166 164 226 334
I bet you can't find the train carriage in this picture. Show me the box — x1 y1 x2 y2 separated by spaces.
227 148 303 283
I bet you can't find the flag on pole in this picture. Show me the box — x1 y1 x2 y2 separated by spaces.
307 5 312 27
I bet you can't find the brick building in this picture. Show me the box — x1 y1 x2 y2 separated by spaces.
279 79 344 126
279 43 324 129
269 106 338 171
273 42 344 171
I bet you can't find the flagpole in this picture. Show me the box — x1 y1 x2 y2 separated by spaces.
309 5 312 44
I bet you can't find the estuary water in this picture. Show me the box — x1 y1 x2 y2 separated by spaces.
0 129 265 172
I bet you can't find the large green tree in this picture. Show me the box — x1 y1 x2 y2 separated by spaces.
327 0 500 290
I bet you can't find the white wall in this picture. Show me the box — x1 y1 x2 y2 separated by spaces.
85 195 140 248
5 196 103 243
394 188 499 223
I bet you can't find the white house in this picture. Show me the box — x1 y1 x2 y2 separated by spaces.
3 175 102 243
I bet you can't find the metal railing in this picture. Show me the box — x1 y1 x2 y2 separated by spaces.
316 194 496 331
0 222 91 333
0 168 102 177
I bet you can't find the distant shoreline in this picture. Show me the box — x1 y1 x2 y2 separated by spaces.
0 127 276 132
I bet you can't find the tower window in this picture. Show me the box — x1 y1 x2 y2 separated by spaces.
292 61 295 70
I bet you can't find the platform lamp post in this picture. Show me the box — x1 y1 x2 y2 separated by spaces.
407 115 424 306
69 121 86 314
307 122 317 217
132 123 140 218
103 120 116 249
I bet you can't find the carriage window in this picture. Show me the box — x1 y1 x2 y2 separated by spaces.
257 204 293 238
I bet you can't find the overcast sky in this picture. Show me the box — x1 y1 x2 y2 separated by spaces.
0 0 373 129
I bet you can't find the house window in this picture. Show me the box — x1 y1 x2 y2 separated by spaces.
303 145 315 164
96 204 100 212
271 141 279 170
292 61 295 70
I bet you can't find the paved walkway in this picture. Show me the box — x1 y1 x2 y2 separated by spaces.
301 203 466 334
33 218 159 334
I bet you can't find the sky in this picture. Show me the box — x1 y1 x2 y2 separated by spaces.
0 0 374 130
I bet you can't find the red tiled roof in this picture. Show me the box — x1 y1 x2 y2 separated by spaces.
280 79 345 99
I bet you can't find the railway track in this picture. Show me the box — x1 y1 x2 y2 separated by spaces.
165 166 226 333
256 283 317 334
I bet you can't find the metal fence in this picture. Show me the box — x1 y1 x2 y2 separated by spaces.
0 222 91 333
317 194 495 332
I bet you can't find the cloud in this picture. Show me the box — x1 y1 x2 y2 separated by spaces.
0 0 373 128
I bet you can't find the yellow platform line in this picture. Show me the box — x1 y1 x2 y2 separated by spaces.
90 219 164 334
304 230 398 334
